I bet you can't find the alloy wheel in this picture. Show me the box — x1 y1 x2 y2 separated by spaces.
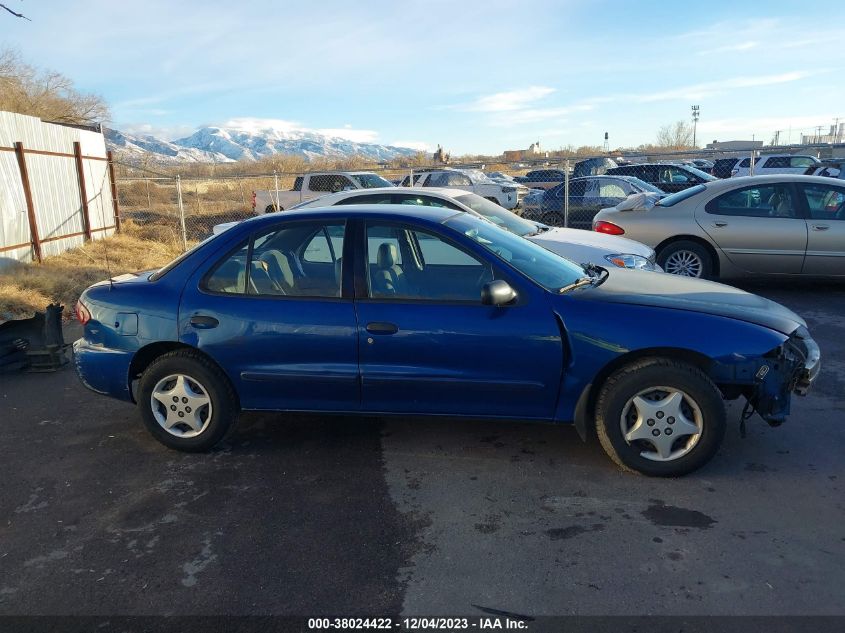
664 250 704 277
619 387 703 462
150 374 213 438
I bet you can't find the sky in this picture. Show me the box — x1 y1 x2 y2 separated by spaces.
1 0 843 155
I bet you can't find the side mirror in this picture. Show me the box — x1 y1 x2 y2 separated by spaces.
481 280 517 306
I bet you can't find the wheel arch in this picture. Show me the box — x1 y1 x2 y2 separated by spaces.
573 347 716 441
654 234 721 277
128 341 238 406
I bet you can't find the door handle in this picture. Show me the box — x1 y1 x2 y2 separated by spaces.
366 321 398 335
812 224 830 231
712 221 728 228
190 315 219 329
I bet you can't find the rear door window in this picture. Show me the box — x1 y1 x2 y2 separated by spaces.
706 185 798 218
203 222 346 297
800 184 845 220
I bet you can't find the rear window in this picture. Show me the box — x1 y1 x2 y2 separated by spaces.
656 184 706 208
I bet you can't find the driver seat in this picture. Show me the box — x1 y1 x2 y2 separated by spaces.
372 243 408 296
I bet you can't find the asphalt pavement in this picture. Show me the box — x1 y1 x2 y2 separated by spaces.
0 282 842 622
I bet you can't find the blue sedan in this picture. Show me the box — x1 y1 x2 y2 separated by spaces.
73 205 819 476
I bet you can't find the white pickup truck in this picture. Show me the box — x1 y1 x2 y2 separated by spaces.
255 171 395 212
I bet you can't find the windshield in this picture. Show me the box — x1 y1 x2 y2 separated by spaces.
444 213 585 291
656 184 707 207
453 193 538 237
685 166 717 181
352 173 394 188
625 177 665 194
464 169 496 184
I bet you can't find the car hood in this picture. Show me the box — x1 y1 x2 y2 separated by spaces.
530 228 653 258
576 269 805 335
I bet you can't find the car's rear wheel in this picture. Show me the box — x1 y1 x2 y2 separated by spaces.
265 204 282 213
138 350 238 452
540 211 564 226
595 358 726 476
658 240 713 279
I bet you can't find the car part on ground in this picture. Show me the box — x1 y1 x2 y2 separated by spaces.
0 304 67 372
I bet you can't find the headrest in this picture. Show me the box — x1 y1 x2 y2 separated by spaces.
377 242 398 268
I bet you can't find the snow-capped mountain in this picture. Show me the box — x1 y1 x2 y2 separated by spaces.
104 128 233 164
106 123 421 164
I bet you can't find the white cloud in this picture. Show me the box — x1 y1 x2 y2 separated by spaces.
223 118 302 135
460 86 556 112
697 41 759 56
391 140 431 152
220 118 379 143
317 128 380 143
120 122 196 140
634 71 815 103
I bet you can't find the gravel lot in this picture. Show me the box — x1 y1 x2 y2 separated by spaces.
0 282 842 622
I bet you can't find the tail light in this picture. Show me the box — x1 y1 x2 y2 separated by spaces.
75 300 91 325
251 191 257 210
594 220 625 235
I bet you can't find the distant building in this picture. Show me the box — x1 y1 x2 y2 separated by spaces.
503 140 545 162
801 124 845 145
705 140 764 151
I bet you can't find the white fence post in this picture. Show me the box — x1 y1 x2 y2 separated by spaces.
176 175 187 251
273 170 281 211
564 158 570 228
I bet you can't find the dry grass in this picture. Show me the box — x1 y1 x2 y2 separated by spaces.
0 221 188 320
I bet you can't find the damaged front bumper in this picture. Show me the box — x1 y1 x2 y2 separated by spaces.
749 326 821 424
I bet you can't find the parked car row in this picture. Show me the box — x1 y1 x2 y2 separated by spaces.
218 187 660 272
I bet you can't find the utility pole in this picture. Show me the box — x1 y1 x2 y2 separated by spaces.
691 105 700 148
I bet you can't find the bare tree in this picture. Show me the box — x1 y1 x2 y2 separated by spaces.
656 121 695 149
0 48 110 124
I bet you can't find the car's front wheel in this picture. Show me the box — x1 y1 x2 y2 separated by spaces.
595 358 726 476
138 350 238 452
657 240 713 279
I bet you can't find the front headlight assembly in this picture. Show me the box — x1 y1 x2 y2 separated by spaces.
604 253 657 271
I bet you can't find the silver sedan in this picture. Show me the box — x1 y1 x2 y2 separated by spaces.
592 175 845 279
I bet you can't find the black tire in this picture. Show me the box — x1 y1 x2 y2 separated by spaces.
265 204 283 213
540 211 564 226
137 350 239 452
595 358 726 477
657 240 714 279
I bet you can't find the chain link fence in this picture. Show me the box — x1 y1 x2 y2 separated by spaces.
113 143 828 250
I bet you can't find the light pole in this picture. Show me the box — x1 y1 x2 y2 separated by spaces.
691 105 700 148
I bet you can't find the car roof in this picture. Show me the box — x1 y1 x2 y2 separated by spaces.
298 170 384 176
692 174 839 192
300 186 475 203
236 203 460 231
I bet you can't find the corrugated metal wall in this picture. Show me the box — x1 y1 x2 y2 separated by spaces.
0 111 117 263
